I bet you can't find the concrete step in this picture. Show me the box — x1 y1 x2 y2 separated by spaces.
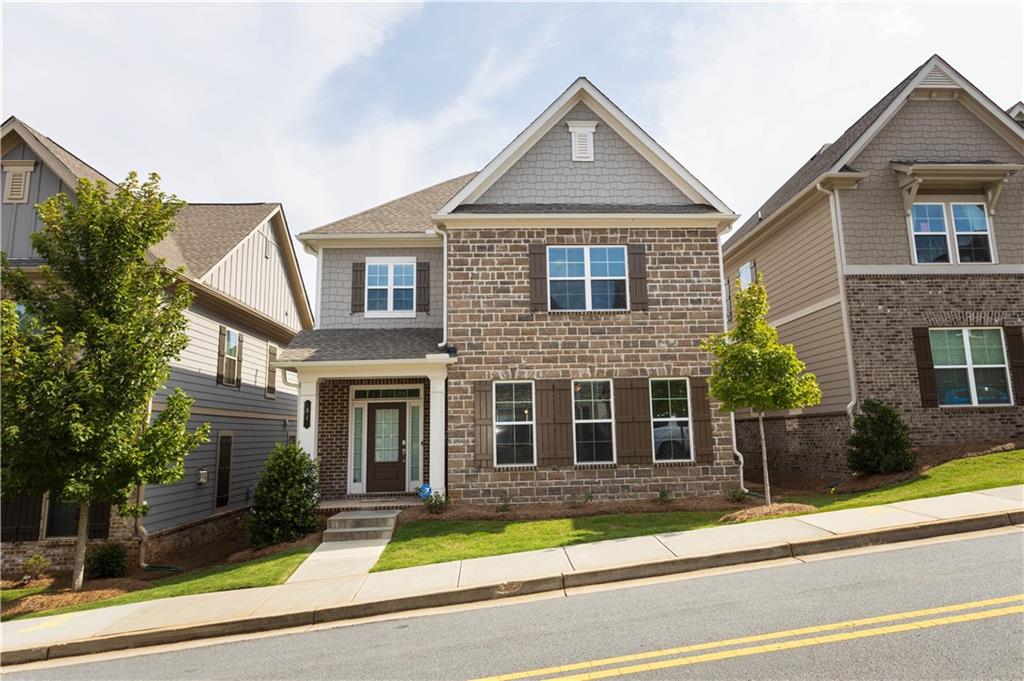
322 526 395 542
327 510 401 530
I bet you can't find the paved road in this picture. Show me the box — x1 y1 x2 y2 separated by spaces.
6 531 1024 680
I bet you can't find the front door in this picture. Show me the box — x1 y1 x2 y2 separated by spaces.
366 402 406 493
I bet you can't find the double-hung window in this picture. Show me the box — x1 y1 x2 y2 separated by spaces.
493 381 535 466
929 328 1012 406
222 328 240 387
738 261 756 289
548 246 627 311
365 257 416 317
650 379 692 461
911 201 994 264
572 379 615 463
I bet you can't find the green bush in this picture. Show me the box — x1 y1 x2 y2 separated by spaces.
21 553 52 579
423 492 449 515
85 543 127 579
847 399 916 474
248 443 319 547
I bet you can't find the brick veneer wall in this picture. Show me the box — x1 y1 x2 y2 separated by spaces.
145 508 249 565
845 274 1024 446
317 377 431 499
444 226 740 505
736 412 852 481
1 511 139 576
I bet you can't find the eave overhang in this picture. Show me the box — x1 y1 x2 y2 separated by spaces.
433 212 740 234
892 162 1023 215
297 231 441 254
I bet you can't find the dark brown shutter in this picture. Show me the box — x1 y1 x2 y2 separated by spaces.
87 501 111 540
216 325 226 385
537 380 573 466
266 346 277 398
1 495 43 542
351 262 365 313
1004 326 1024 405
528 244 547 312
235 334 244 389
690 377 714 462
416 262 430 313
473 381 493 467
912 328 938 408
216 435 233 507
628 244 649 312
614 378 652 464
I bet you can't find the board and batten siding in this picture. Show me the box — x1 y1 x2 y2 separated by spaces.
1 140 74 258
201 215 302 332
144 301 297 532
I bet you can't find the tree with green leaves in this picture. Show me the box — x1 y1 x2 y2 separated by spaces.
1 173 209 590
701 274 821 505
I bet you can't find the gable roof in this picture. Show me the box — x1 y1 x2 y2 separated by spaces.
303 173 475 237
3 116 115 189
1009 101 1024 125
725 55 1024 251
437 77 735 217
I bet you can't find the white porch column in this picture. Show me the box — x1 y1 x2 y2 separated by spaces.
297 376 317 459
427 373 447 495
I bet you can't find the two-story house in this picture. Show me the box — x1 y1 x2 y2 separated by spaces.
0 117 314 571
279 78 743 509
722 55 1024 480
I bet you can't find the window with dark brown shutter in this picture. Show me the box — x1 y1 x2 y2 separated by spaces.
0 495 43 542
416 262 430 313
265 346 277 399
87 502 111 540
689 377 714 462
911 328 938 407
216 325 226 385
528 244 547 311
614 378 652 463
235 334 244 390
473 381 493 467
215 434 233 508
536 380 573 465
1003 326 1024 405
351 262 365 313
628 244 648 311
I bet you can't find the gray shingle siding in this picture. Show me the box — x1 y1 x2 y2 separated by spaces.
473 102 691 206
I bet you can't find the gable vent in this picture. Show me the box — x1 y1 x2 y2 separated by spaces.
919 65 958 89
567 121 597 162
2 160 35 204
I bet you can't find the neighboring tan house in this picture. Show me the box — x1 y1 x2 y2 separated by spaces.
0 117 314 571
278 78 743 509
722 55 1024 480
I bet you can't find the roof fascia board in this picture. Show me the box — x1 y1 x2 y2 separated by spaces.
1 119 81 191
435 212 739 233
723 172 867 254
184 275 298 344
298 232 441 250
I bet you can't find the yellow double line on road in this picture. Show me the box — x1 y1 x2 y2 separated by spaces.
473 594 1024 681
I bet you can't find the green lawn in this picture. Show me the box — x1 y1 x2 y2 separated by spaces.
2 545 314 620
0 584 49 605
374 449 1023 572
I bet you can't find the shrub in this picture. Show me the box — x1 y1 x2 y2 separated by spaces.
656 488 671 504
85 543 127 579
248 443 320 547
423 492 449 514
728 488 747 504
847 399 916 474
21 554 52 580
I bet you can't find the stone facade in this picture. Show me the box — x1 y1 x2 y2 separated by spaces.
845 274 1024 446
444 225 740 504
736 412 852 482
1 509 139 576
317 377 432 499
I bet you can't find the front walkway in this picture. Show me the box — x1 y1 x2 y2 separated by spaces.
3 486 1021 661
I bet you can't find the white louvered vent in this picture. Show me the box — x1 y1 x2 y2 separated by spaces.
567 121 597 162
2 160 35 204
919 65 958 89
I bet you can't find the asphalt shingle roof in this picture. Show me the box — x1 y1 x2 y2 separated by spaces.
279 328 445 363
159 203 279 277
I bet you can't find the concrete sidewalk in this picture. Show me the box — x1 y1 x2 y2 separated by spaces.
3 485 1022 665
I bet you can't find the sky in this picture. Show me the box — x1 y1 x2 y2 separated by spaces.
3 2 1022 309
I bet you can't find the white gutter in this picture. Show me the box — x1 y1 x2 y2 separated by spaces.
716 234 747 493
431 225 449 348
816 182 859 425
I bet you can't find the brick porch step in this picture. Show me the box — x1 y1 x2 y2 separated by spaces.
320 496 421 514
322 510 401 542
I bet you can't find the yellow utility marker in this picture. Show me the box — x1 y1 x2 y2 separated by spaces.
473 594 1024 681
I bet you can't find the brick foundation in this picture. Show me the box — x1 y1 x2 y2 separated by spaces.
1 511 140 576
144 508 249 565
736 412 852 481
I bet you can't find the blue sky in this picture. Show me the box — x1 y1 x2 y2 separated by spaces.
4 3 1022 303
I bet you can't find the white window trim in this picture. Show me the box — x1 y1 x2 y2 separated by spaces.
909 199 997 266
3 159 35 204
364 256 417 318
567 121 597 162
546 245 629 313
931 327 1014 408
348 384 425 494
738 261 756 289
492 380 537 468
222 327 241 387
648 377 695 463
571 378 616 465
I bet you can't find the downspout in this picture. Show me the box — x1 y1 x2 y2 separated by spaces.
430 225 449 348
716 232 747 493
816 183 859 425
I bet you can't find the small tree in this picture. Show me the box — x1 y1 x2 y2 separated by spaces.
1 173 210 590
701 275 821 504
248 443 319 547
847 399 915 474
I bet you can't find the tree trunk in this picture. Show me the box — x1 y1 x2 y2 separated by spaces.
758 412 772 506
71 501 89 592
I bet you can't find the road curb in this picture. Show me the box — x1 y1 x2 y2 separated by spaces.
2 509 1017 666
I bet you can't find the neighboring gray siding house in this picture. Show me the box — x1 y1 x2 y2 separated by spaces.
1 117 314 570
723 55 1024 480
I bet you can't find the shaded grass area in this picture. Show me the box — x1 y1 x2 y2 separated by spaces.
3 546 313 620
0 584 48 605
374 450 1023 572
